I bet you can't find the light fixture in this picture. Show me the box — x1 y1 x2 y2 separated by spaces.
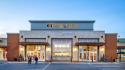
47 36 50 38
20 47 24 51
101 36 103 38
21 35 23 38
74 36 77 38
100 48 104 52
73 47 77 51
46 47 51 51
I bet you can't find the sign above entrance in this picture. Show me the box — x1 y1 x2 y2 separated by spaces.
47 24 78 29
30 20 94 30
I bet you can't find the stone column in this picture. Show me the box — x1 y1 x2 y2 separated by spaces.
97 46 99 62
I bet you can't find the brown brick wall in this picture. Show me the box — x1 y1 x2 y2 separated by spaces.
105 34 117 62
7 33 19 61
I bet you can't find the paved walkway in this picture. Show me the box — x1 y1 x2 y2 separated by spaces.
0 62 125 70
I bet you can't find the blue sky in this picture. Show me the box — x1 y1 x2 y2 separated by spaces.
0 0 125 38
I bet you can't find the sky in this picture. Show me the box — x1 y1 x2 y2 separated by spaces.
0 0 125 38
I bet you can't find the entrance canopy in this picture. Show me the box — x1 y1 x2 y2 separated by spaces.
0 46 7 48
19 42 49 46
75 42 105 46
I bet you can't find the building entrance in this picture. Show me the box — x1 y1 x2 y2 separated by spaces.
52 39 72 61
26 45 45 61
79 46 97 61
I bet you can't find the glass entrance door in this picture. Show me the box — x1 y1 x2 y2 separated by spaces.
89 51 97 61
79 48 88 61
79 46 97 61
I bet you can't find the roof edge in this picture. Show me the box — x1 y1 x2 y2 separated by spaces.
29 20 95 23
105 33 117 35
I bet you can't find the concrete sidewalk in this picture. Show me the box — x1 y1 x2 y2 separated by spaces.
1 61 125 64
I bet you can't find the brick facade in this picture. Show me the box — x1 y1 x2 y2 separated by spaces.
105 33 117 62
7 33 19 61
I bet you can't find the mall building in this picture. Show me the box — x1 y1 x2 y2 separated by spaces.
1 20 124 62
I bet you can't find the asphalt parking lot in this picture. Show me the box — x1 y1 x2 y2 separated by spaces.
0 62 125 70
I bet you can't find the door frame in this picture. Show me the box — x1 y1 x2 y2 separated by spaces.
40 45 46 61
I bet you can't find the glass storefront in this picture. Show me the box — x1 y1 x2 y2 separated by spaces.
19 39 105 62
0 48 6 60
26 45 45 61
19 44 105 62
79 46 97 61
0 48 4 60
117 48 125 62
19 45 46 61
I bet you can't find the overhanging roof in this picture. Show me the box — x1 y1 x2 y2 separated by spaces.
0 45 7 48
29 20 95 23
75 42 105 46
118 38 125 43
19 42 49 46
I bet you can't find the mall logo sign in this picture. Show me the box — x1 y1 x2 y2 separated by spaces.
47 23 78 29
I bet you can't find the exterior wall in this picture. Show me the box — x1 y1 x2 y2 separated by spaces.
7 33 19 61
20 30 105 62
17 20 118 62
105 33 117 62
20 30 105 43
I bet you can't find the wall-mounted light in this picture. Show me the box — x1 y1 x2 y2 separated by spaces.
74 36 77 38
47 36 50 38
21 35 23 38
46 47 51 52
73 47 77 51
20 47 24 51
100 47 104 52
101 36 103 38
